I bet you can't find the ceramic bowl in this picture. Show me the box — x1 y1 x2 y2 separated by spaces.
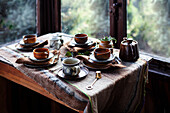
94 48 111 60
33 48 49 59
74 34 88 44
23 34 37 44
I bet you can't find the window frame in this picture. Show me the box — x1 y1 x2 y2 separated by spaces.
109 0 127 48
36 0 61 36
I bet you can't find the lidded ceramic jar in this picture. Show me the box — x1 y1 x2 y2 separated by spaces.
119 38 139 62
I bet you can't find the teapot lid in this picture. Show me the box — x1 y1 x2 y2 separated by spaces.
121 38 138 45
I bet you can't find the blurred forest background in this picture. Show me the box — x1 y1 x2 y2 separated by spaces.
61 0 110 38
0 0 36 44
0 0 169 58
127 0 170 57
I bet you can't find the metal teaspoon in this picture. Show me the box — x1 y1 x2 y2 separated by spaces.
86 71 101 90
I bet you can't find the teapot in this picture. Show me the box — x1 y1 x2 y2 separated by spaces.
119 38 139 62
50 34 63 50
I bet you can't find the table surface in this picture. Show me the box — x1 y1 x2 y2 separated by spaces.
0 33 152 113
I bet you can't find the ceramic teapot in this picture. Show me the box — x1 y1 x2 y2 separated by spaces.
119 38 139 61
50 35 63 50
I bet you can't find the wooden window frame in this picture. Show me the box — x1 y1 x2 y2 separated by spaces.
109 0 127 48
36 0 61 36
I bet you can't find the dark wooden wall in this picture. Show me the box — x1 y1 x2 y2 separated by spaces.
142 58 170 113
0 77 76 113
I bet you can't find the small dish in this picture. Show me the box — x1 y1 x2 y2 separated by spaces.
15 44 34 51
56 66 89 80
24 60 58 68
69 39 93 47
89 54 115 63
29 52 54 62
19 40 39 47
82 60 110 70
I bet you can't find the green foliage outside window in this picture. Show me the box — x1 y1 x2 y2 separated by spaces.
127 0 170 57
61 0 110 38
0 0 36 45
62 0 170 58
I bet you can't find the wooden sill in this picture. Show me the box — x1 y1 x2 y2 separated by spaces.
140 51 170 77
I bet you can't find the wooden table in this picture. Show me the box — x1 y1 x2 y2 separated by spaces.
0 33 152 113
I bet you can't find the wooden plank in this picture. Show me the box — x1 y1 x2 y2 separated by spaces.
0 62 82 113
116 0 127 48
36 0 61 36
0 77 12 113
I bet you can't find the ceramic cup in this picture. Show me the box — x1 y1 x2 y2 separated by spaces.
94 48 111 60
23 34 37 44
62 58 80 76
33 48 49 59
74 34 88 44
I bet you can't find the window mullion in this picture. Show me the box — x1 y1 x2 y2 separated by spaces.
36 0 61 36
110 0 127 48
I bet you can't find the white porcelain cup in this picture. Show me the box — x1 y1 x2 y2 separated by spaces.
62 58 80 76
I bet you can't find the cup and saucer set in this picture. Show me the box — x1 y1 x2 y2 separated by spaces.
81 47 115 70
21 47 60 68
16 34 48 51
56 57 89 80
68 34 95 51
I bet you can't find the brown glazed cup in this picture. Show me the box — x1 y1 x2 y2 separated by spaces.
74 34 88 44
23 34 37 44
94 48 111 60
33 48 49 59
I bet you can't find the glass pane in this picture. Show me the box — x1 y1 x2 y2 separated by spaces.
127 0 170 58
61 0 110 38
0 0 36 46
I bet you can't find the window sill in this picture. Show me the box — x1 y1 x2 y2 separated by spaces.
140 51 170 77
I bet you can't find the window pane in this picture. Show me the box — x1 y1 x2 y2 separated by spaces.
61 0 110 38
0 0 36 46
127 0 170 58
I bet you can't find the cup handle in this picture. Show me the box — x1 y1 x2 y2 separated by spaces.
73 66 80 76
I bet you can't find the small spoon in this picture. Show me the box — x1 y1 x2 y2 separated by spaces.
86 71 101 90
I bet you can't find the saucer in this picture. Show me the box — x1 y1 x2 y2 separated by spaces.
82 60 110 70
24 61 57 68
19 40 39 47
69 39 93 47
29 52 54 62
15 44 34 51
89 54 115 63
56 67 89 80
